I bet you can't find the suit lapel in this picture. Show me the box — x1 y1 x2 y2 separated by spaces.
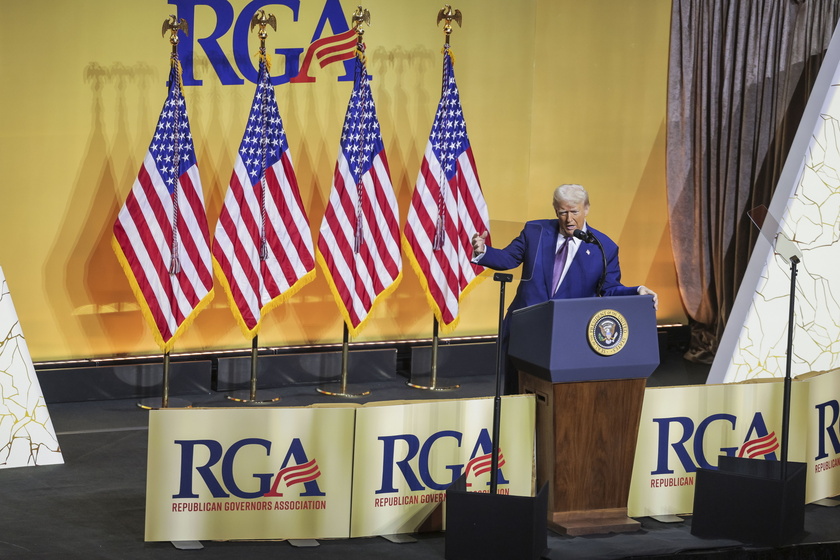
542 221 559 296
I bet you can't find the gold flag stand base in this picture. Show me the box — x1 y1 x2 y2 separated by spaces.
226 336 282 405
407 318 460 392
226 390 282 404
316 383 370 398
317 324 370 398
406 379 459 391
137 352 192 409
137 397 192 410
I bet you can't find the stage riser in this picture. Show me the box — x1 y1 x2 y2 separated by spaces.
214 349 397 391
408 342 497 380
34 331 678 404
34 344 499 404
38 350 399 403
38 360 214 403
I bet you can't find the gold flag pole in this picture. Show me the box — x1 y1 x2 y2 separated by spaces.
408 5 463 393
226 10 285 406
317 6 373 399
138 15 193 411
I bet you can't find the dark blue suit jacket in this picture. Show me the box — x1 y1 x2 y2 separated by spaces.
480 219 638 394
480 219 638 315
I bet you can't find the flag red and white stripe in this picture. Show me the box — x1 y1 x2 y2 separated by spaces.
317 42 401 336
403 46 490 330
212 54 315 338
112 56 214 352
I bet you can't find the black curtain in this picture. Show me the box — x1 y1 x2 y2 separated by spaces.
666 0 840 363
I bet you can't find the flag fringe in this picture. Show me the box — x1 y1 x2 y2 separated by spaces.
400 233 491 335
441 46 455 66
111 235 214 353
212 256 316 340
315 248 402 339
166 286 215 353
255 50 272 72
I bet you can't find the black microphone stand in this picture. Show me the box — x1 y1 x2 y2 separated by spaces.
780 254 799 481
573 229 607 296
490 272 512 494
764 230 801 480
444 272 548 560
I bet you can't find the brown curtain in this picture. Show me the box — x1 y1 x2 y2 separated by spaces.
666 0 840 363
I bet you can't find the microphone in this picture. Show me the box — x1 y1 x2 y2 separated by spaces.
573 229 606 296
573 229 595 244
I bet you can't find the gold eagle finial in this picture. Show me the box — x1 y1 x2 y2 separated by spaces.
161 15 189 43
250 9 277 37
352 6 371 31
436 4 463 33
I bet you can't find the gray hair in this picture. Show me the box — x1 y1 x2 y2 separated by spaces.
552 184 590 209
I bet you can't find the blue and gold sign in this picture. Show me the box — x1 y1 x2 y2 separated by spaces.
587 309 629 356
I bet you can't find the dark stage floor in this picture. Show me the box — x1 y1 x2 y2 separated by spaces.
3 346 840 559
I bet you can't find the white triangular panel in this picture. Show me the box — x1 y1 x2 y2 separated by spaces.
0 266 63 468
710 24 840 383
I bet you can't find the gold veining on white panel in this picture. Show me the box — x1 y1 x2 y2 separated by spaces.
723 81 840 382
0 267 63 468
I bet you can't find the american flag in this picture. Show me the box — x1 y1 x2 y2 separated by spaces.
402 46 490 330
212 53 315 338
316 41 402 336
112 56 214 352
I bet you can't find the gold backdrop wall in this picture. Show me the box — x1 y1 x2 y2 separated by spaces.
0 0 679 361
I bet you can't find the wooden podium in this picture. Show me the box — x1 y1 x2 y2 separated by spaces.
508 296 659 536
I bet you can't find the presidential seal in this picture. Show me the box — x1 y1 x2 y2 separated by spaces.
587 309 629 356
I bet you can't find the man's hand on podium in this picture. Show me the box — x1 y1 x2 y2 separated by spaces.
638 285 658 310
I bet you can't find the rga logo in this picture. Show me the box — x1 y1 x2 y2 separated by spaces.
169 0 356 85
814 399 840 473
376 428 510 502
652 411 779 477
173 437 324 500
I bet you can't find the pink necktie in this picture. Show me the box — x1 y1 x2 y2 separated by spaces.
552 237 570 295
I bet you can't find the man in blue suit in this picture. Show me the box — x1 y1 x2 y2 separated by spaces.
472 183 658 393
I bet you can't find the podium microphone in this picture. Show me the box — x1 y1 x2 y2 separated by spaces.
574 229 606 296
572 228 594 244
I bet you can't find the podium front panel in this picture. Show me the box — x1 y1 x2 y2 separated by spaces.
508 296 659 383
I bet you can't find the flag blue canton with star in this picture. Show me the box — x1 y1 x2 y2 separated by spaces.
149 63 198 194
340 52 384 185
429 50 470 182
241 57 287 181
